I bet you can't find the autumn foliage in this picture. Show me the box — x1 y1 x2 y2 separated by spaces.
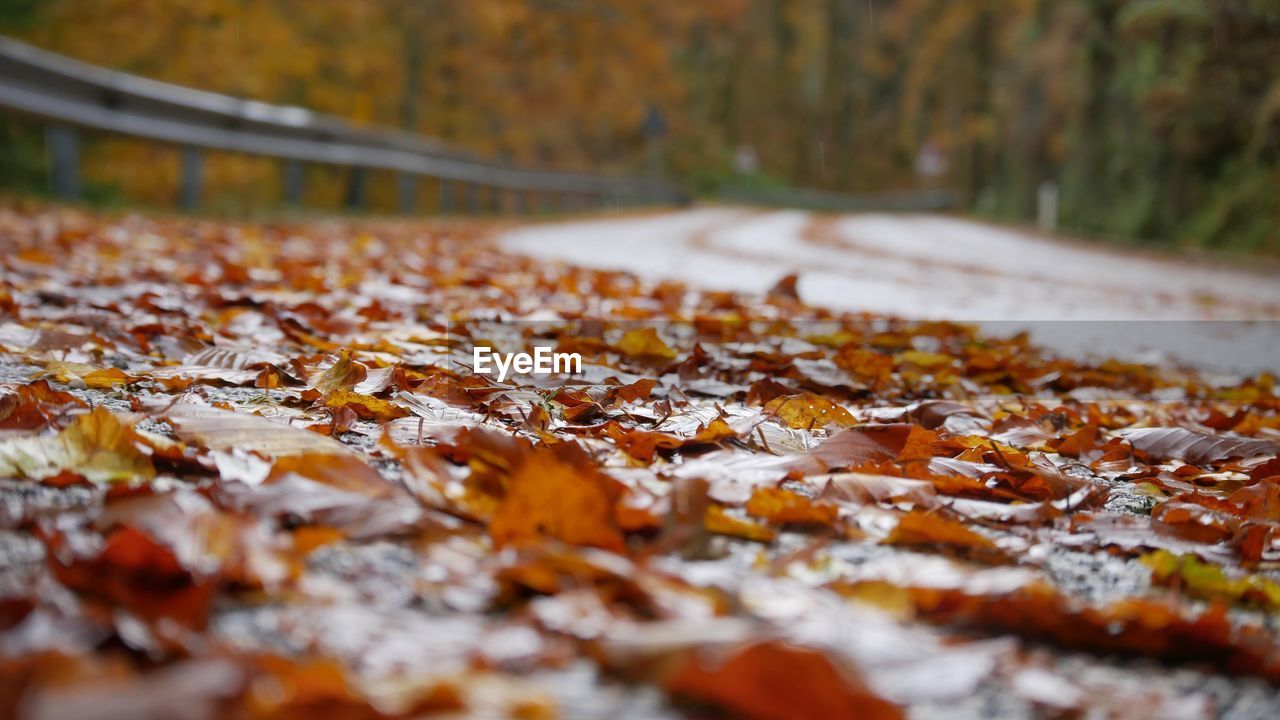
1 203 1280 716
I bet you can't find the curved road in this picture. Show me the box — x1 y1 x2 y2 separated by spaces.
501 208 1280 373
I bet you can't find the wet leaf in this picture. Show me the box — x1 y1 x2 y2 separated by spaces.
164 404 354 457
1121 427 1277 465
616 328 677 361
488 441 626 552
807 424 941 470
884 510 1007 562
82 367 135 389
763 393 856 429
1143 550 1280 612
48 525 216 628
0 406 155 483
0 380 86 430
318 389 409 422
745 486 839 525
665 641 903 720
310 349 368 394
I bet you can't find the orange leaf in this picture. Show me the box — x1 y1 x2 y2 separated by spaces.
884 510 1005 561
666 641 902 720
834 346 894 384
746 487 839 525
0 380 86 430
488 443 625 552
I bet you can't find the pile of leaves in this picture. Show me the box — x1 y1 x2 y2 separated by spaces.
1 203 1279 719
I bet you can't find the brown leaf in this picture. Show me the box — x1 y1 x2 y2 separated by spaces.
833 346 894 385
488 441 626 552
806 424 941 471
607 417 738 463
47 526 215 629
665 641 902 720
1121 427 1277 465
766 272 801 301
0 380 86 430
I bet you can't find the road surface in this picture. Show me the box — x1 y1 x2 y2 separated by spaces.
501 208 1280 374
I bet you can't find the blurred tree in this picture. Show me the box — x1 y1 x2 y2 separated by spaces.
2 0 1276 252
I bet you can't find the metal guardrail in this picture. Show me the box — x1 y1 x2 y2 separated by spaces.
0 36 682 210
716 185 955 213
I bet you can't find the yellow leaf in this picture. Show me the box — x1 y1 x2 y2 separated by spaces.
83 367 135 389
895 351 954 370
0 406 155 483
705 505 776 543
311 349 367 394
320 389 408 422
764 393 856 429
616 328 677 361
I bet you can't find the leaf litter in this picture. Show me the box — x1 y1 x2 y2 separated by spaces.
0 205 1279 717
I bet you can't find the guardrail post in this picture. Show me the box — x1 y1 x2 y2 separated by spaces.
488 186 502 215
179 146 203 211
515 190 528 215
396 172 416 214
439 179 454 215
344 167 367 211
45 124 81 200
465 183 479 215
283 159 306 206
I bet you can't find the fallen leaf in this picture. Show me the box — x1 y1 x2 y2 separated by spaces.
164 404 354 457
310 349 368 394
0 406 155 483
884 510 1006 561
704 505 777 543
0 380 86 430
318 389 409 422
763 393 856 429
82 367 135 389
488 441 626 552
745 487 839 525
616 328 677 361
665 640 903 720
1121 427 1277 465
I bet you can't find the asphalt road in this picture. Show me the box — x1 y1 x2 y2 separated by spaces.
501 208 1280 375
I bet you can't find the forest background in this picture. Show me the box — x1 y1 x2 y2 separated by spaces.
0 0 1276 254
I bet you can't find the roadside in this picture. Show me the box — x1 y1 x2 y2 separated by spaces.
501 208 1280 374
